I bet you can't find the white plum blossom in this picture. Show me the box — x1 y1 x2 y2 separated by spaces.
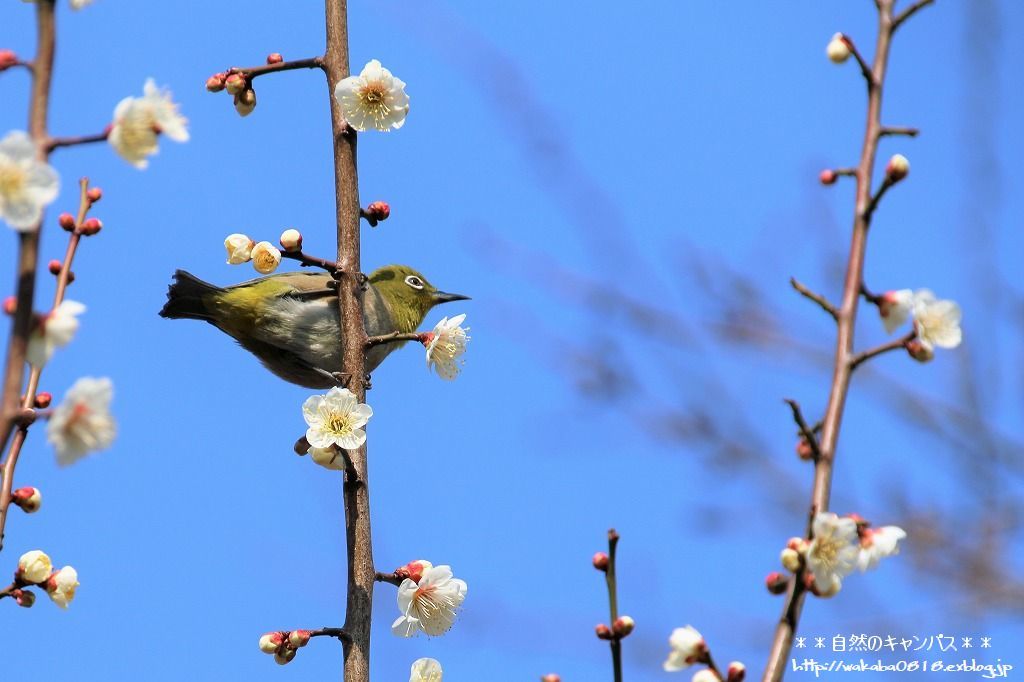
109 78 189 168
805 513 859 594
426 314 470 380
692 671 720 682
46 566 79 608
224 233 254 264
857 525 906 572
308 446 346 471
27 300 86 368
47 377 116 466
250 241 282 274
17 550 52 584
334 59 410 132
0 130 59 231
878 289 914 334
663 625 706 672
303 387 372 451
410 658 443 682
392 564 467 637
826 33 851 63
912 290 962 352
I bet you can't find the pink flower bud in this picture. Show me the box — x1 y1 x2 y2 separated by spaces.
541 675 562 682
2 296 15 316
400 559 433 583
79 218 102 236
224 73 246 95
12 487 42 513
795 439 814 460
612 615 635 638
34 392 52 408
595 623 613 640
727 661 747 682
365 201 390 223
206 73 227 92
885 154 910 182
288 630 311 648
819 169 837 185
58 213 76 231
279 228 303 252
12 588 35 608
592 551 609 571
274 648 297 665
234 89 257 117
0 49 18 71
86 187 103 204
267 53 284 64
780 547 801 573
258 631 285 654
765 571 789 595
48 260 63 276
905 339 934 363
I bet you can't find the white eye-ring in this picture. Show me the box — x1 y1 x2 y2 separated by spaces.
405 275 425 290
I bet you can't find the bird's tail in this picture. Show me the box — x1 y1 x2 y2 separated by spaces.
159 270 220 321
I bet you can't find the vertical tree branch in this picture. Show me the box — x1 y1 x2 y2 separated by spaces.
0 0 56 539
604 529 622 682
762 2 914 679
323 2 373 680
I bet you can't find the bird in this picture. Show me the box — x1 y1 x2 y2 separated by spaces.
159 265 469 388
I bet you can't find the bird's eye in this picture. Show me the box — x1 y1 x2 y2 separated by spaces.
404 275 424 290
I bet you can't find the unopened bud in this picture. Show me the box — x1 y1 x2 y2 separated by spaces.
400 559 433 583
0 49 18 71
12 588 35 608
224 73 247 95
592 551 609 571
885 154 910 182
905 339 933 363
795 439 814 460
826 33 851 63
541 675 562 682
79 218 102 236
364 201 390 224
58 213 76 231
259 631 285 654
288 630 311 648
804 572 840 598
206 73 227 92
279 228 303 252
12 487 42 513
612 615 635 638
267 53 284 64
234 89 257 117
86 187 103 204
595 623 613 640
225 233 254 264
780 547 802 573
3 296 15 315
727 661 747 682
34 392 52 408
786 537 808 553
274 648 297 665
17 550 53 584
819 169 837 185
48 260 63 276
765 571 789 595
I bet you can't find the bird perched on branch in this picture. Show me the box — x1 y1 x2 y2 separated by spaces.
159 265 469 388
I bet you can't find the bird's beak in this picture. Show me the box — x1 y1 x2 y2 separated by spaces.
432 290 471 304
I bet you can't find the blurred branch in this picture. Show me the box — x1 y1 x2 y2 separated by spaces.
790 277 838 321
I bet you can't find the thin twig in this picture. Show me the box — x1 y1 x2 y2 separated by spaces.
46 130 109 152
860 282 883 305
228 56 325 80
790 278 838 321
845 37 875 87
849 333 913 371
879 126 919 137
279 249 340 274
365 331 426 348
309 626 351 643
892 0 936 32
784 399 822 462
374 571 403 586
604 529 622 682
864 177 894 221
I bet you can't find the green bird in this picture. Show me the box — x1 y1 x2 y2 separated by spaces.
159 265 469 388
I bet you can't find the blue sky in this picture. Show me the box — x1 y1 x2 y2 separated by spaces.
1 1 1022 680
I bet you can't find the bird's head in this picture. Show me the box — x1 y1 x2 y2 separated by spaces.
369 265 470 333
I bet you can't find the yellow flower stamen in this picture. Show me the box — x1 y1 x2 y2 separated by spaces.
0 164 26 197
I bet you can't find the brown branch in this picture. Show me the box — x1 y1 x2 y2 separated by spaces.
790 278 838 321
860 282 883 306
844 37 875 87
892 0 936 32
323 2 374 680
365 331 426 348
784 399 822 462
879 125 919 137
309 626 351 643
46 130 109 153
864 177 894 221
374 571 403 586
763 0 934 678
229 56 324 80
604 529 622 682
849 333 914 371
279 249 340 275
0 0 56 534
